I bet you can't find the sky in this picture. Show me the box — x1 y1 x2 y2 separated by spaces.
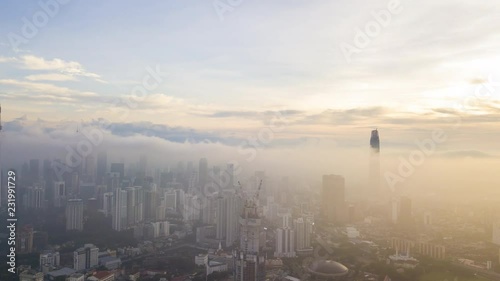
0 0 500 193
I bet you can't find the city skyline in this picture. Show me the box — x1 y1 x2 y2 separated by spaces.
1 1 500 281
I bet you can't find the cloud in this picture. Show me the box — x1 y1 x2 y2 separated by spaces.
25 73 77 82
0 79 101 106
202 109 304 118
0 56 17 63
96 120 235 145
439 150 497 159
0 54 105 83
297 107 388 126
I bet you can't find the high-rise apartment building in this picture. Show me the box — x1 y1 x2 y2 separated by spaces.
294 217 313 252
66 199 84 231
275 227 295 258
73 244 98 271
53 181 66 208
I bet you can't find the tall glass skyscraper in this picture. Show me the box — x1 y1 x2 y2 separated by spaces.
369 129 381 196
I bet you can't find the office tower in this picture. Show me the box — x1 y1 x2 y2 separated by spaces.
294 217 313 252
216 191 241 247
398 196 412 230
73 244 99 271
126 186 144 226
275 227 295 258
42 159 53 186
66 199 84 231
233 194 266 281
369 129 381 195
110 163 125 181
25 186 45 209
144 189 159 220
102 192 114 217
321 175 347 224
53 181 66 207
199 158 208 190
492 221 500 246
39 250 60 270
96 151 107 185
112 188 127 231
175 189 185 212
216 195 227 241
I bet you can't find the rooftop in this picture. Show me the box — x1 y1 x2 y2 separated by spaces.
308 260 349 277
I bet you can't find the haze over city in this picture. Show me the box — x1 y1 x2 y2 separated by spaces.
0 1 500 281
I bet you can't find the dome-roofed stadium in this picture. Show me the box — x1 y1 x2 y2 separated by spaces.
308 260 349 279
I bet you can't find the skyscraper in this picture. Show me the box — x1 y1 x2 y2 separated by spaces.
102 192 114 217
25 186 45 210
198 158 208 190
53 181 66 208
321 175 346 224
369 129 381 195
274 227 295 258
66 199 84 231
112 188 127 231
370 129 380 152
233 195 265 281
216 191 241 247
294 217 313 252
126 186 144 226
96 151 107 185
